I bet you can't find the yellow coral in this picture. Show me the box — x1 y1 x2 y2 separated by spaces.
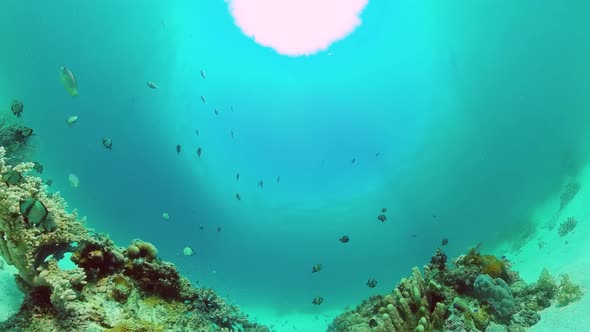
466 308 491 330
480 255 506 280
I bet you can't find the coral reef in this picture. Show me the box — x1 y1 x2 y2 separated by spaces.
328 247 583 332
558 217 577 237
0 147 268 332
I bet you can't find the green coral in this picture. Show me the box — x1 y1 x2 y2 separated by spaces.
557 274 583 307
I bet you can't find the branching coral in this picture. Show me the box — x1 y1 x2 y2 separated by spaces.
0 147 90 289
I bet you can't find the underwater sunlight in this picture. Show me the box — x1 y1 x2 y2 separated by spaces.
227 0 369 56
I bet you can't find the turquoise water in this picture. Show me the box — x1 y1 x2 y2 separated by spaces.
2 0 590 323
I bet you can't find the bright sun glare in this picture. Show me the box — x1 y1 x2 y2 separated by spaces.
227 0 369 56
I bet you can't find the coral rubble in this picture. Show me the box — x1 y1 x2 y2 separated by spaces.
328 247 583 331
0 147 268 332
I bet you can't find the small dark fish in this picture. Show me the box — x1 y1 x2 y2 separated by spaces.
312 264 322 273
11 100 23 117
197 147 202 157
176 144 181 154
45 179 53 186
432 214 437 219
277 176 280 183
214 108 219 115
102 137 113 150
339 235 349 243
200 69 206 80
199 224 204 231
441 238 448 246
217 227 221 232
381 208 387 213
312 297 323 305
195 129 199 136
377 214 386 222
33 162 43 173
2 170 23 186
18 127 33 138
236 172 240 181
236 193 241 200
258 180 263 189
411 234 417 238
230 106 234 112
473 308 479 313
231 129 234 138
201 96 206 103
368 318 378 328
351 158 356 164
366 278 378 288
375 152 380 157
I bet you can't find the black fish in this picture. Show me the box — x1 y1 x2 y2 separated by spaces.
2 170 23 186
231 129 234 138
236 173 240 181
375 152 380 157
11 100 23 117
277 176 280 183
441 238 448 246
176 144 181 154
217 227 221 232
236 193 241 200
197 147 202 158
258 180 263 189
17 127 33 138
102 137 113 150
369 318 378 328
199 224 204 231
45 179 53 186
19 198 48 226
214 109 219 115
33 162 43 173
196 129 199 136
351 158 356 164
312 264 322 273
381 208 387 213
377 214 386 222
339 235 349 243
366 278 378 288
312 297 323 305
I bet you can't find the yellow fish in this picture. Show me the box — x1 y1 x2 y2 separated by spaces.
59 66 78 96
